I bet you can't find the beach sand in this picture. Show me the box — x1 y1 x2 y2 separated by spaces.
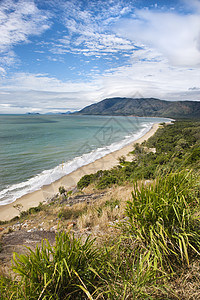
0 123 160 221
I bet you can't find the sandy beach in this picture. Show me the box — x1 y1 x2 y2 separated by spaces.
0 123 160 221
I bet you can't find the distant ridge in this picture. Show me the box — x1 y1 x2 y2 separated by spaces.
76 97 200 119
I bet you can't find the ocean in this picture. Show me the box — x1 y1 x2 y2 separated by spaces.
0 114 170 205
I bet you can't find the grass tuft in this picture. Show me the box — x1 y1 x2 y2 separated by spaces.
125 171 200 270
3 232 104 299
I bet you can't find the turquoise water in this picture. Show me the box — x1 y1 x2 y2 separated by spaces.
0 114 170 205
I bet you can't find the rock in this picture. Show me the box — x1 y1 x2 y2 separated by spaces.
12 224 21 230
50 225 57 232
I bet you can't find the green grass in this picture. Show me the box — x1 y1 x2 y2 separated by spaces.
125 171 200 271
58 206 87 220
1 232 104 299
0 222 171 300
98 237 168 299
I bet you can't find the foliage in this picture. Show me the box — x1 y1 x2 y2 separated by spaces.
1 170 200 299
125 171 200 271
77 120 200 191
59 186 66 195
58 206 87 220
0 275 19 300
105 198 120 211
0 234 168 300
99 239 167 299
118 155 126 165
78 97 200 118
1 232 104 299
19 202 45 218
96 174 118 189
77 174 95 190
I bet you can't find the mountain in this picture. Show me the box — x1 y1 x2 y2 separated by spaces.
76 98 200 119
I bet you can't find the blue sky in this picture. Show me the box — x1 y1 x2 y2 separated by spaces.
0 0 200 113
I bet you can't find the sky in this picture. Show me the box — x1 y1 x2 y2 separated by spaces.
0 0 200 114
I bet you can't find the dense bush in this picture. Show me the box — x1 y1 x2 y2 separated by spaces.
77 174 94 189
187 146 200 163
77 171 105 189
96 174 118 189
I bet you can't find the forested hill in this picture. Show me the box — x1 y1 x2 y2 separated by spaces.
76 97 200 119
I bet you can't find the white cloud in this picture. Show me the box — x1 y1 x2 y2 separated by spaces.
114 8 200 66
0 59 200 114
53 32 135 56
0 67 6 77
0 0 51 66
0 72 102 113
1 73 101 93
99 47 200 101
51 0 135 57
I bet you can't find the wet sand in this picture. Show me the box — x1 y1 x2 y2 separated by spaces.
0 123 160 221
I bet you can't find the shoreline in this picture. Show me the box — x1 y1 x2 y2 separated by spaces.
0 123 160 221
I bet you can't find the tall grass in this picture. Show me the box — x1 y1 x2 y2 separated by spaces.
99 237 167 299
2 232 103 299
125 171 200 270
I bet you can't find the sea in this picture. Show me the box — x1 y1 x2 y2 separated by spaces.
0 114 170 205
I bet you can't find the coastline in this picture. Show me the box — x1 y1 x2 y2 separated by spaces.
0 123 160 221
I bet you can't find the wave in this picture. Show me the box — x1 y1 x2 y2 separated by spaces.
0 123 152 206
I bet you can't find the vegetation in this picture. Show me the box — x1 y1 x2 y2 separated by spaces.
58 206 87 220
125 171 200 271
77 97 200 118
77 121 200 190
59 186 66 195
1 233 104 299
1 120 200 299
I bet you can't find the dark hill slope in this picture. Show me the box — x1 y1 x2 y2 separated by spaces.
76 98 200 118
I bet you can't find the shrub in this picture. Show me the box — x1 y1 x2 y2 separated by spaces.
77 174 94 189
118 155 126 165
187 146 200 163
96 175 117 189
59 186 66 195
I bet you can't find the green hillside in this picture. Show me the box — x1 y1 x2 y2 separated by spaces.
77 97 200 118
